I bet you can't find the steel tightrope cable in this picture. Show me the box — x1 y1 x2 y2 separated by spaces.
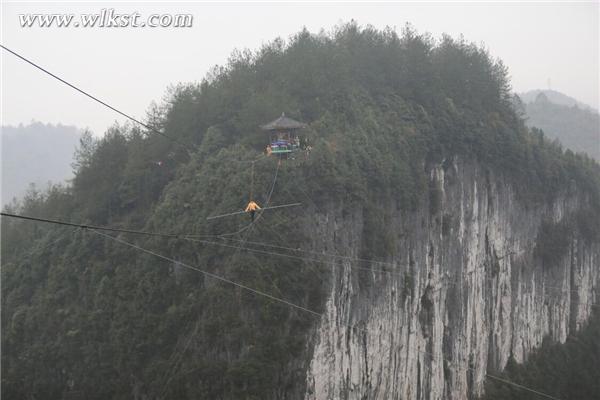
90 229 567 400
0 42 586 400
89 229 322 317
3 211 599 304
1 211 595 399
0 44 192 152
217 159 281 237
0 212 400 276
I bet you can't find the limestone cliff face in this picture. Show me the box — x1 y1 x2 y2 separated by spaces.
303 159 599 400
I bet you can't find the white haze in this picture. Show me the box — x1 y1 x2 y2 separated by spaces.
1 1 598 136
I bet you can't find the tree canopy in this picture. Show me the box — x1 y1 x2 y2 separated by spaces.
2 23 599 400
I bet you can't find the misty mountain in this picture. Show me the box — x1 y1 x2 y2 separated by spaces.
519 89 596 111
2 26 599 400
1 122 82 206
518 91 600 160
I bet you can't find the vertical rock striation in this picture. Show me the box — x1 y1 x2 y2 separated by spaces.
304 159 599 400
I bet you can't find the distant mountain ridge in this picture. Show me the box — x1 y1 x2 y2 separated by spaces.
518 90 599 160
519 89 597 112
1 122 81 206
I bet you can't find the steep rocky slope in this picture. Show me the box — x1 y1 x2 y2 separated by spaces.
304 159 598 399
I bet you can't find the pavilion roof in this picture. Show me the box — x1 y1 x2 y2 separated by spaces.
260 113 306 131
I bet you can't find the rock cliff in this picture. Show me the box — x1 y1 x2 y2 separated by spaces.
304 159 599 400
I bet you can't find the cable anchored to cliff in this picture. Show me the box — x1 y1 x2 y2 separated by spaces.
206 202 302 220
5 211 600 296
90 230 568 400
183 236 404 277
90 229 322 316
0 211 404 277
1 212 579 399
418 349 564 400
187 235 400 268
215 158 281 237
485 373 563 400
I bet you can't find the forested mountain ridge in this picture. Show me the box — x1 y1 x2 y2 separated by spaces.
516 91 600 161
2 24 600 400
519 89 596 111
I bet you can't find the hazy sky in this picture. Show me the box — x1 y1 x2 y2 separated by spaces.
1 1 598 136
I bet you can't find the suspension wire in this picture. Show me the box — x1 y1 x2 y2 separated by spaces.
0 45 581 400
0 211 401 276
0 212 180 238
205 202 301 221
288 182 599 308
250 160 255 201
89 229 322 316
183 236 404 277
442 270 600 308
158 320 200 400
197 151 270 234
197 235 399 268
216 159 280 237
427 269 600 309
230 152 267 167
0 212 584 398
160 158 280 392
3 211 600 305
236 159 282 246
417 349 563 400
0 44 192 152
484 373 562 400
206 164 360 265
293 178 358 263
89 228 564 400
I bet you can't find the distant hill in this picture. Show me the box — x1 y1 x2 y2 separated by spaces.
1 122 82 206
519 89 596 111
518 91 599 160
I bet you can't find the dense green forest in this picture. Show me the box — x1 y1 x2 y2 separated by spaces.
2 24 599 399
482 311 600 400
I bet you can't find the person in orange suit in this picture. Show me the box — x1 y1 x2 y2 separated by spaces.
245 201 261 221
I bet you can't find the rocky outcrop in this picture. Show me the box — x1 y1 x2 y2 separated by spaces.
304 159 599 400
